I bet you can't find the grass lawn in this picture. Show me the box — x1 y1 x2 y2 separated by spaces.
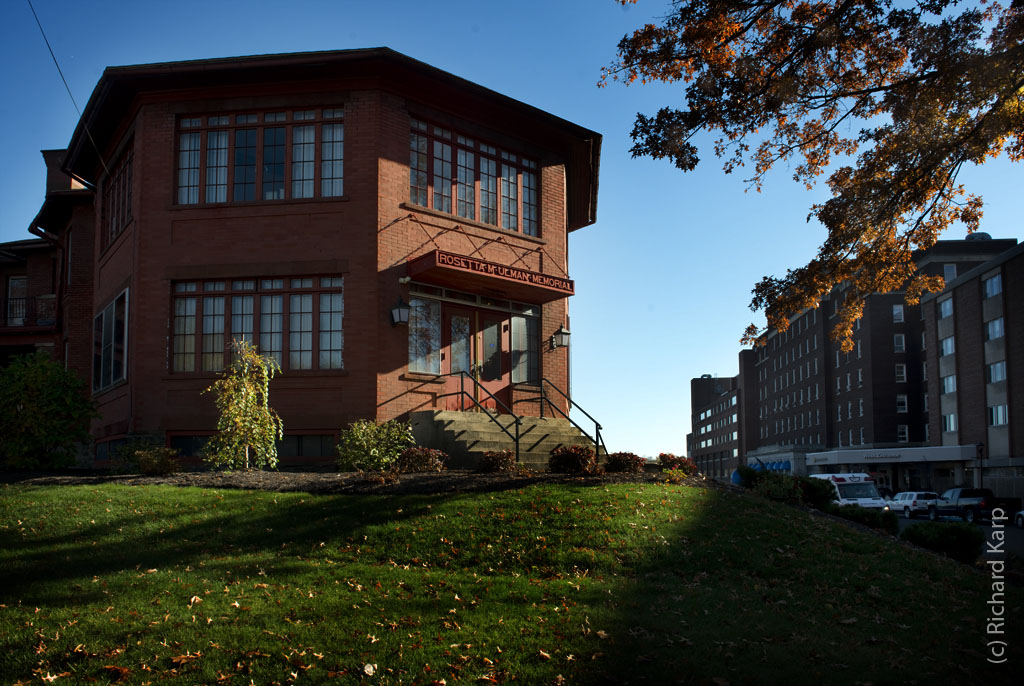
1 480 1020 684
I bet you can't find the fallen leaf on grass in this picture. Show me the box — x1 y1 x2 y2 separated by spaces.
539 650 551 660
102 665 132 681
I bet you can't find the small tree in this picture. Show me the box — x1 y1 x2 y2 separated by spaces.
0 352 96 469
203 340 283 470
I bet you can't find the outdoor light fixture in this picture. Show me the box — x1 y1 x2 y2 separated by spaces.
390 297 411 326
550 324 571 350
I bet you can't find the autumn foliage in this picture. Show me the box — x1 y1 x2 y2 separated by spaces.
604 0 1024 349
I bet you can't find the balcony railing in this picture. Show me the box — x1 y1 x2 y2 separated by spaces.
1 296 57 329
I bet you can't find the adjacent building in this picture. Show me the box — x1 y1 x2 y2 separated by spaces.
691 235 1023 498
8 49 601 464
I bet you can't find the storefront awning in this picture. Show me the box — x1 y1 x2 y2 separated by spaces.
406 250 574 304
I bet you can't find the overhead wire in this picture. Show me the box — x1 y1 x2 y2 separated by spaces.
26 0 110 178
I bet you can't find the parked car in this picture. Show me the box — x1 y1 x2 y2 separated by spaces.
929 488 995 524
891 491 938 519
808 473 890 510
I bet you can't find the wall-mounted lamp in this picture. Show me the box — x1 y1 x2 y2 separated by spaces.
390 297 411 326
550 324 571 350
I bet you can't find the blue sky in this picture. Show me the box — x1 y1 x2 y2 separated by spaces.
2 0 1020 456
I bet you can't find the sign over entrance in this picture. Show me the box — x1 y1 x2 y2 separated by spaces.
406 250 574 302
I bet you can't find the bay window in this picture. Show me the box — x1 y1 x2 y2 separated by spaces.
93 290 129 392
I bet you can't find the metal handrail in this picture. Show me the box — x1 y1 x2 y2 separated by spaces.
535 377 607 456
439 371 522 461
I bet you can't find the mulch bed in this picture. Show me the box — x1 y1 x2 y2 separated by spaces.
1 467 708 496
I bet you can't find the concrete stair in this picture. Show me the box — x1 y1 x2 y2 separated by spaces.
409 410 602 470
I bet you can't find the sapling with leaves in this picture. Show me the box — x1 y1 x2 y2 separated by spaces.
203 340 284 470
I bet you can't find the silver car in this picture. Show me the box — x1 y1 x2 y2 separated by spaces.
891 491 939 519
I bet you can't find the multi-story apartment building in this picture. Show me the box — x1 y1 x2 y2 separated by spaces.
692 235 1021 497
10 48 601 464
922 240 1024 497
688 374 741 478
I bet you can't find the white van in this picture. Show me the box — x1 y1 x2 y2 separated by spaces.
809 473 890 511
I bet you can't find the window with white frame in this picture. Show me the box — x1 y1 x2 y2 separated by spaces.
894 334 905 353
892 304 904 322
896 394 908 413
895 363 907 383
93 290 129 392
897 424 909 443
943 264 957 282
942 413 958 432
941 374 957 394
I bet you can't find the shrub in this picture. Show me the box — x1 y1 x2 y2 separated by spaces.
395 446 448 473
477 449 516 473
336 419 415 472
605 452 645 474
900 521 985 563
203 340 284 471
663 467 698 484
112 439 182 476
753 472 803 504
796 476 836 511
0 352 97 470
548 445 600 474
735 464 764 489
658 453 696 474
827 504 900 536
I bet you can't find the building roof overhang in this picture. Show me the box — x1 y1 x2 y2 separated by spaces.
63 48 601 230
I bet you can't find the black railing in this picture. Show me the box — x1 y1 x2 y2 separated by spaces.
440 371 522 462
534 377 607 456
1 297 57 329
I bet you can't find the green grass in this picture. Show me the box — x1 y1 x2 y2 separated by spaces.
1 482 1020 685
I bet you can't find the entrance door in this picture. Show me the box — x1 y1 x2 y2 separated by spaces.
443 306 511 411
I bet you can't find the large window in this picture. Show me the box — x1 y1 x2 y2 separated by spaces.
938 297 953 319
93 290 129 392
175 109 343 206
987 361 1007 383
988 405 1009 427
102 145 134 248
409 119 540 236
939 335 955 356
983 274 1002 298
172 277 343 372
941 374 957 394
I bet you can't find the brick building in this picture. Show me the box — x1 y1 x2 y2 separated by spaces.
691 235 1023 497
14 49 600 463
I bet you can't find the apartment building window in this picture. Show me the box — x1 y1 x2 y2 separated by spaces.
859 427 865 444
101 144 134 248
987 361 1007 383
847 401 852 419
923 393 928 412
892 304 904 323
941 374 957 394
924 423 929 441
856 340 861 358
894 334 905 353
943 264 957 282
940 335 955 356
983 274 1002 298
895 364 907 383
175 110 344 206
837 405 842 422
172 277 343 373
985 317 1004 341
988 405 1009 426
93 290 129 392
942 413 958 432
921 331 926 350
846 372 851 390
938 297 953 319
922 362 928 381
897 425 909 443
410 120 539 236
859 398 864 417
896 394 908 413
